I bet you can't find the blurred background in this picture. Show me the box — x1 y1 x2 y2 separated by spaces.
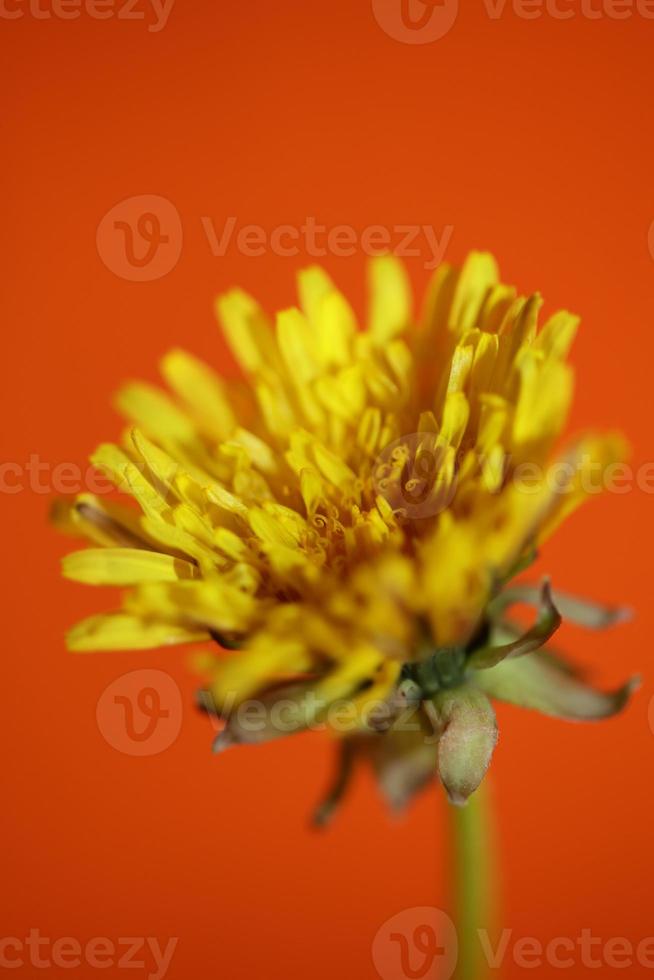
2 1 654 977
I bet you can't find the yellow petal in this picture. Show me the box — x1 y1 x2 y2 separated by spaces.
172 503 218 550
313 440 358 490
468 332 499 404
441 391 470 450
63 548 197 585
316 289 356 367
67 612 207 652
299 466 326 516
214 527 254 563
419 262 457 336
536 433 629 545
276 307 319 383
211 634 313 704
449 251 499 333
261 542 321 585
228 428 279 475
129 579 260 633
216 288 278 375
512 353 573 455
297 265 334 323
52 494 148 549
368 255 412 345
478 282 517 333
140 515 222 566
90 443 132 489
248 506 300 548
357 407 382 457
130 427 182 491
446 343 474 394
385 339 413 394
315 365 366 421
161 348 236 440
115 382 198 446
255 379 297 438
343 658 402 731
205 482 248 517
535 310 579 361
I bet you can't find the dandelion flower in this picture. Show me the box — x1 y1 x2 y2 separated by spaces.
54 252 637 817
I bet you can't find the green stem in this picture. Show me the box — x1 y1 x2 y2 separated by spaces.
451 779 496 980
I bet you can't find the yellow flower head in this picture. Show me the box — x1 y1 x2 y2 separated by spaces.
55 252 637 815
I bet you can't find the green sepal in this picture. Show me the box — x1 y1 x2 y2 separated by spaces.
468 579 560 671
489 584 631 631
472 651 640 721
313 739 356 828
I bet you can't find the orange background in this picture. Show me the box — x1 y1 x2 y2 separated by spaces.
3 2 654 977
